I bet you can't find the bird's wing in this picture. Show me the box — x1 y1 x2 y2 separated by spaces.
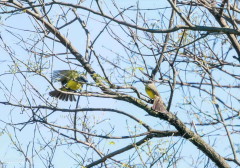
52 70 79 83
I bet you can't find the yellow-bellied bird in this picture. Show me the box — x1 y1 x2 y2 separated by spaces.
144 81 167 112
49 70 88 101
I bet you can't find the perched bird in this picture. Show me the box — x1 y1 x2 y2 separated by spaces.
49 70 88 101
144 80 167 112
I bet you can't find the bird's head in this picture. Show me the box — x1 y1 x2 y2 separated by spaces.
142 80 154 86
76 75 88 83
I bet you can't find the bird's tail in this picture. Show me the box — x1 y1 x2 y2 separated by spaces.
49 90 76 101
152 96 167 113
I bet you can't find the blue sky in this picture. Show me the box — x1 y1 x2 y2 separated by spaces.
0 0 239 167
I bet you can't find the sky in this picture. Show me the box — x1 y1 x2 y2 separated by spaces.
0 0 239 167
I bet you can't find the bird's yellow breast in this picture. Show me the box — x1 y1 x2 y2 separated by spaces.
66 80 82 90
145 87 156 99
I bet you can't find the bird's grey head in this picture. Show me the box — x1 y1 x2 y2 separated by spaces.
77 75 88 83
143 80 154 85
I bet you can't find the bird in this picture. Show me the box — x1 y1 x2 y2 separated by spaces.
49 70 88 101
144 80 167 112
